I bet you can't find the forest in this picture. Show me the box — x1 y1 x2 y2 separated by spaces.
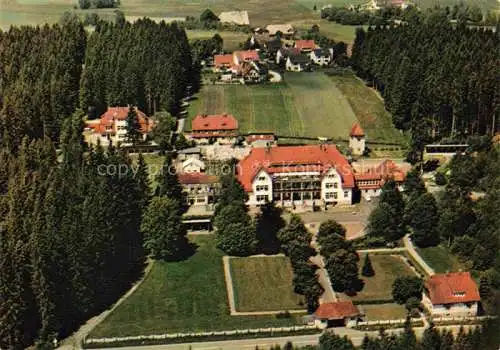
351 11 499 160
0 17 194 349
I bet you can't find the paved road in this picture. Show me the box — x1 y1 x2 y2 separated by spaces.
403 235 435 276
85 325 477 350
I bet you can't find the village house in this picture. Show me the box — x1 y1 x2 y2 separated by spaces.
180 157 206 173
310 48 332 66
349 123 366 156
240 61 268 83
265 24 295 39
84 106 154 146
354 159 408 198
313 301 362 328
178 173 219 206
188 113 239 144
213 54 234 72
237 144 355 207
286 52 310 72
294 39 316 57
422 272 480 317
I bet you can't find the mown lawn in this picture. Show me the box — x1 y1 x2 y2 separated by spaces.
342 254 417 302
328 73 407 145
361 303 408 321
188 72 359 139
90 236 300 337
416 245 466 274
229 256 304 312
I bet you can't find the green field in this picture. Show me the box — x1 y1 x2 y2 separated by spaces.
189 72 403 143
186 30 249 52
90 236 299 337
328 72 406 144
229 256 304 312
416 245 466 274
342 254 417 302
361 303 408 321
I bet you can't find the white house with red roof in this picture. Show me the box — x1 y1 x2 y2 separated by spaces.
294 40 316 57
188 113 239 144
237 144 355 207
422 272 480 317
213 50 260 73
349 123 366 156
84 106 154 146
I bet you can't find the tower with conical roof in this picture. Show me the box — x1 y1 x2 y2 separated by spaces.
349 123 365 156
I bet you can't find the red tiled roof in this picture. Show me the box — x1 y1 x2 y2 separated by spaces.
178 172 219 185
294 40 316 51
237 145 355 192
214 54 234 67
234 50 260 62
354 159 406 183
350 123 365 137
314 301 360 320
87 106 153 134
188 132 238 139
425 272 480 305
191 114 239 132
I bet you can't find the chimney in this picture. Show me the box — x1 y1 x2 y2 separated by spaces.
222 112 228 117
202 113 207 118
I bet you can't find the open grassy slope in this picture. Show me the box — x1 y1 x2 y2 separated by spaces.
188 72 359 139
90 236 299 337
188 71 404 143
229 256 304 312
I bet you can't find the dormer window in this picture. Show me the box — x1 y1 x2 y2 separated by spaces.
453 292 465 297
204 123 209 127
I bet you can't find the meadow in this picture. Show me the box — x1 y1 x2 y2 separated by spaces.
415 245 466 274
90 236 300 337
188 71 403 143
340 254 417 302
229 256 304 312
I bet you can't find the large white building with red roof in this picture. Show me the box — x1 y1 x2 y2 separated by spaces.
237 144 355 207
84 106 154 146
422 272 480 317
188 113 239 144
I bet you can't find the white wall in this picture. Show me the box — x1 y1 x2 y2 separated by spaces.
349 136 365 156
248 170 272 205
321 168 352 205
422 293 478 317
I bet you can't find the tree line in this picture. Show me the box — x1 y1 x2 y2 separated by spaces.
351 12 499 161
80 18 193 119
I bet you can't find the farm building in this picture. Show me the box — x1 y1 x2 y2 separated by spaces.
266 24 295 38
422 272 480 317
311 48 332 66
286 53 310 72
237 144 355 207
218 11 250 25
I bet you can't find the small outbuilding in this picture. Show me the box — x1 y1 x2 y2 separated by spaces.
313 301 361 328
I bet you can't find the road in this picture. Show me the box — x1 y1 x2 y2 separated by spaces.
84 325 477 350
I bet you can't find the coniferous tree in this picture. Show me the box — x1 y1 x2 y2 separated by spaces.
255 201 285 254
362 253 375 277
155 154 186 212
141 196 190 260
125 106 141 144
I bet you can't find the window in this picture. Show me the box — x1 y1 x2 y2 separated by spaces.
334 183 338 189
258 176 266 181
256 185 269 192
325 183 334 189
256 195 267 202
196 198 206 203
325 193 338 199
344 190 349 197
